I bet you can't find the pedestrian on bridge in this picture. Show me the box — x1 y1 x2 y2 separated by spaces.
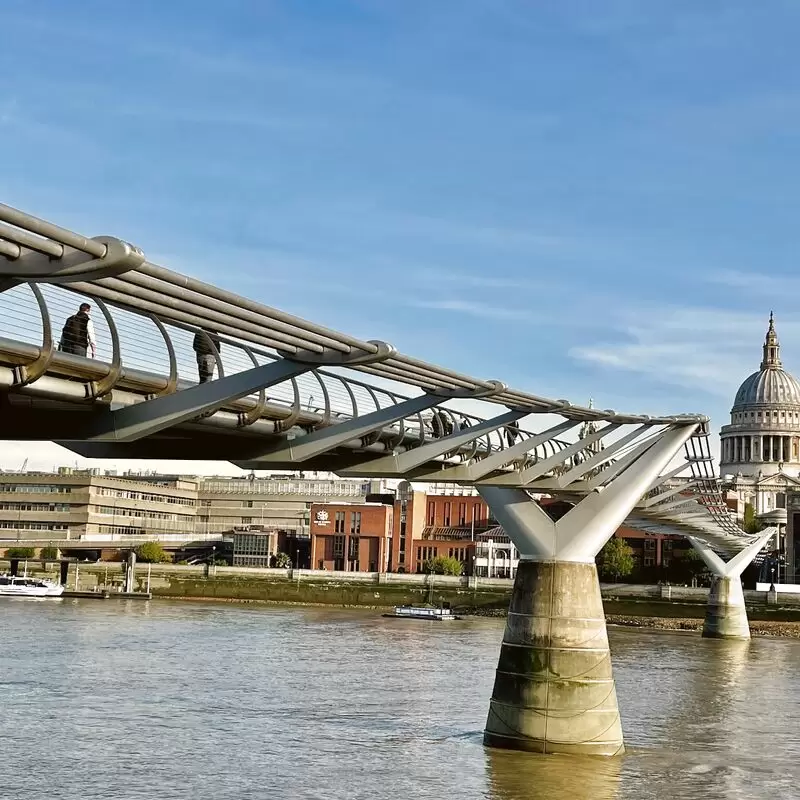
193 328 221 383
58 302 96 358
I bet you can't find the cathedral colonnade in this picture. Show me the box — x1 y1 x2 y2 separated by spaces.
721 434 798 465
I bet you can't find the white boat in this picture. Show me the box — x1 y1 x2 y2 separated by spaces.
0 575 64 598
383 605 460 621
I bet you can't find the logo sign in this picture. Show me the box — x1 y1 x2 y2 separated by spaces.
315 509 330 524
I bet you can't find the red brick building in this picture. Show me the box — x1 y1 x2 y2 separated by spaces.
309 502 392 572
390 482 494 574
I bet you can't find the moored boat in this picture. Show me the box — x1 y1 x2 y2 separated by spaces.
0 575 64 598
383 605 460 621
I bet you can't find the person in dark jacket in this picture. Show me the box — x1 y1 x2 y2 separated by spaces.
192 329 221 383
59 303 96 357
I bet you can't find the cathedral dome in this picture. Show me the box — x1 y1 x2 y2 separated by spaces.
733 368 800 409
732 313 800 410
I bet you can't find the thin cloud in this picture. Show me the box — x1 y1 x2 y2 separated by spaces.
569 306 800 400
704 268 800 295
413 299 534 322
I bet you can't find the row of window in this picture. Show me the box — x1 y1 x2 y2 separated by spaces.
233 533 273 557
92 506 190 521
97 525 144 535
731 410 800 423
199 481 369 496
448 547 469 562
426 501 492 527
417 546 438 562
95 487 194 506
0 521 69 530
0 502 71 512
0 485 72 494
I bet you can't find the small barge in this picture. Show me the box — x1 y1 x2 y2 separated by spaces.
383 605 461 621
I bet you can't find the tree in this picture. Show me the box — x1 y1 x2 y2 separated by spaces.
422 555 463 576
742 503 764 534
133 542 170 563
5 546 35 559
39 545 59 562
598 537 634 581
273 552 292 568
682 547 708 579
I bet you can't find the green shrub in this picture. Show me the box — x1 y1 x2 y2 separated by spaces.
5 547 35 559
39 546 59 561
273 552 292 568
598 538 634 580
422 555 463 576
133 542 171 563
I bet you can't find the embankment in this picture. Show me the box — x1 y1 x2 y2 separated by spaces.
7 561 800 634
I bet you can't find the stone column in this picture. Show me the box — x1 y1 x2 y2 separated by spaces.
688 531 774 640
484 560 623 755
479 424 698 757
703 576 750 640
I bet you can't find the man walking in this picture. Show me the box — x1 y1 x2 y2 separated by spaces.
192 328 221 383
59 302 96 358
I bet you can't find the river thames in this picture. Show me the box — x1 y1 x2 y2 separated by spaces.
1 600 797 799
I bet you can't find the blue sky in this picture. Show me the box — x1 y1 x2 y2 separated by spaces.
2 0 799 470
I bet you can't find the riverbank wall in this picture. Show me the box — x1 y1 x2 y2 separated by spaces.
7 560 800 622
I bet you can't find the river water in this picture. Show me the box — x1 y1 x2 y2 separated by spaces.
0 600 797 800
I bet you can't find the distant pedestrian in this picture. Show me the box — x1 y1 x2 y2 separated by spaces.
505 420 520 447
192 328 221 383
59 302 96 358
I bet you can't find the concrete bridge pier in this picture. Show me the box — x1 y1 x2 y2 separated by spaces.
479 423 697 756
688 531 774 640
484 557 621 755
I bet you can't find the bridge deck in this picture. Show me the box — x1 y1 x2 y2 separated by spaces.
0 202 761 557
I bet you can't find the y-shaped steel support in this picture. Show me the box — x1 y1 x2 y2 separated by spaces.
478 423 697 756
687 529 774 640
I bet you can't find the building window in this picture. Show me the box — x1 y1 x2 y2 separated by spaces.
241 517 252 525
458 503 466 525
351 511 362 535
443 502 451 526
333 535 345 558
335 511 346 533
644 539 656 551
243 500 253 508
349 537 359 560
427 501 435 525
644 555 655 567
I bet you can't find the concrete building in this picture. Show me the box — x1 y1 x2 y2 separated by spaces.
195 475 380 535
309 501 392 572
0 470 197 545
195 475 385 569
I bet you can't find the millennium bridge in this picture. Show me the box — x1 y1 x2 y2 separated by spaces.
0 201 773 756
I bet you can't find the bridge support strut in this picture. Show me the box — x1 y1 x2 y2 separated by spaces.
478 423 698 756
688 530 774 640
